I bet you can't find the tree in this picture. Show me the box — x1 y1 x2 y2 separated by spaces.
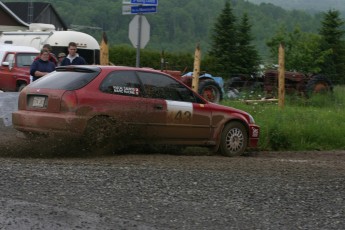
208 1 240 78
319 10 345 84
266 26 332 73
288 31 330 74
266 26 289 62
237 13 260 74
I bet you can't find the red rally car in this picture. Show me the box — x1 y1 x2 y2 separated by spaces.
12 65 260 156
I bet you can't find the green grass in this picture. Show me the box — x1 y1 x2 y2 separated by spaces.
221 86 345 151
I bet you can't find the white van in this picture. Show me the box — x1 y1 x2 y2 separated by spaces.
0 23 100 65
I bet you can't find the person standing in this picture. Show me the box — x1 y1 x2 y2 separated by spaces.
57 52 66 66
30 49 56 81
60 42 87 66
33 44 58 66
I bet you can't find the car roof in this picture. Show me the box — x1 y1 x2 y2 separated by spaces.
56 65 168 75
0 44 39 62
0 44 39 53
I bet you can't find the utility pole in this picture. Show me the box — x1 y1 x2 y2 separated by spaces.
27 0 33 23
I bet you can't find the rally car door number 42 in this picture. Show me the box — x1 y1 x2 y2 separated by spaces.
166 100 193 123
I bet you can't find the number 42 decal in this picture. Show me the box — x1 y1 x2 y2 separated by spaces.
166 100 193 123
171 110 192 122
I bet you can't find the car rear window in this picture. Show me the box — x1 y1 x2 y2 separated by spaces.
29 67 100 90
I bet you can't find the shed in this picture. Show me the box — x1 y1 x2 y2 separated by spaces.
0 1 67 33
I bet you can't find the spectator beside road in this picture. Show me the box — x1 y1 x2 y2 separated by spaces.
60 42 87 66
30 49 56 81
34 44 58 66
57 52 66 66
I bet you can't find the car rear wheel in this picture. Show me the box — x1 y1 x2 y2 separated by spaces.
218 121 248 157
82 116 117 153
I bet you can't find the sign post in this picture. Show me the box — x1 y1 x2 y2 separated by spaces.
123 0 158 67
136 15 143 67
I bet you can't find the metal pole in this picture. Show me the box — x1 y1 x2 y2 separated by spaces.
136 14 142 67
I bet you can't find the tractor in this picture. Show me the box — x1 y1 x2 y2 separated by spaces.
263 69 333 97
225 69 333 98
163 70 224 103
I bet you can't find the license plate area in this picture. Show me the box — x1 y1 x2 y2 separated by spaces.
28 95 48 108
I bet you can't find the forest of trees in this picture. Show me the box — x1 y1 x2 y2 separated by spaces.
4 0 337 59
110 2 345 84
3 0 344 82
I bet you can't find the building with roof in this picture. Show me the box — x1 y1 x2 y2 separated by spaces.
0 1 67 34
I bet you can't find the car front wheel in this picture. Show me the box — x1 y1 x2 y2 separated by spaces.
219 121 248 157
17 83 27 92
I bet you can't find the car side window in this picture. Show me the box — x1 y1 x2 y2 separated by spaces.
137 71 199 103
100 70 142 97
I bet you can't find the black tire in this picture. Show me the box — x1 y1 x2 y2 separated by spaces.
17 83 27 92
218 121 248 157
198 79 223 103
306 75 333 97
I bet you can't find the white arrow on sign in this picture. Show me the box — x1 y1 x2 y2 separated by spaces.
129 15 150 49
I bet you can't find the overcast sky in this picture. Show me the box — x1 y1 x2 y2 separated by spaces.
246 0 345 12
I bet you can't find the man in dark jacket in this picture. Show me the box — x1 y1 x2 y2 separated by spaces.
60 42 87 66
30 49 56 81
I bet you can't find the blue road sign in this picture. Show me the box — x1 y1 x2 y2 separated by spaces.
122 5 157 15
130 0 158 5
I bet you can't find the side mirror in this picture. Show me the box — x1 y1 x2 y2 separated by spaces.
1 61 12 70
2 61 9 66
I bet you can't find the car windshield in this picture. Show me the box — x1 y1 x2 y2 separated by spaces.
29 67 100 90
17 53 38 67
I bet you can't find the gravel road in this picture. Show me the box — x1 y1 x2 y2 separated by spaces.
0 120 345 229
1 91 344 229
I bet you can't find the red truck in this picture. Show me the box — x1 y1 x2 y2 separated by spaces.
0 44 39 92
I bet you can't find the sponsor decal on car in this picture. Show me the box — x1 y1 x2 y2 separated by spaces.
251 127 259 138
113 86 140 95
166 100 193 123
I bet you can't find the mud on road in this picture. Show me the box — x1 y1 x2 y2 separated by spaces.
1 122 345 229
